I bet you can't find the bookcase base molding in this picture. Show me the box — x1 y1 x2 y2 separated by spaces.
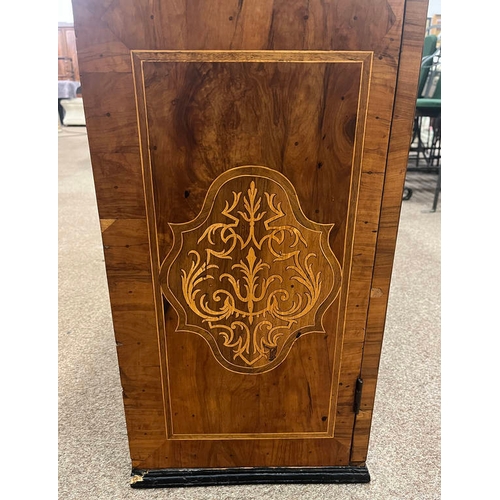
130 466 370 488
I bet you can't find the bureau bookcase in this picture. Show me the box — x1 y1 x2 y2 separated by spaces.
72 0 428 487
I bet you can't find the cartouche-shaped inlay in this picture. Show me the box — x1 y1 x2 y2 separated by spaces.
159 166 342 373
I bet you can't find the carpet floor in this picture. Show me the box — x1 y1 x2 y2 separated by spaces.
58 125 440 499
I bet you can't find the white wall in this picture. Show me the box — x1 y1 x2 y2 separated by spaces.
427 0 441 17
58 0 74 23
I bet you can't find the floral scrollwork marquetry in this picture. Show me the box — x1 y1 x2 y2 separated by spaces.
159 166 342 374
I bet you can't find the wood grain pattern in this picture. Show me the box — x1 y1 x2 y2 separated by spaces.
131 49 373 444
161 166 342 374
349 0 430 465
72 0 428 472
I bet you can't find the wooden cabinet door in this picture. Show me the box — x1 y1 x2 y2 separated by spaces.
58 25 81 81
73 0 427 486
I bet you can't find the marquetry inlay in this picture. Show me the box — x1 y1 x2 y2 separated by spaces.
160 166 342 373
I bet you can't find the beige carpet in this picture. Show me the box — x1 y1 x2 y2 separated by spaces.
58 126 440 499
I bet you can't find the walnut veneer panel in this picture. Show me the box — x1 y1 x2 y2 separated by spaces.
73 0 428 471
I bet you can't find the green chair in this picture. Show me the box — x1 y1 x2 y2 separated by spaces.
418 35 438 97
405 37 441 211
416 69 440 211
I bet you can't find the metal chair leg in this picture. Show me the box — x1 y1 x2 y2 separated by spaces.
431 165 440 212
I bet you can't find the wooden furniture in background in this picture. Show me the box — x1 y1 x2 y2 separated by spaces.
58 23 80 82
72 0 428 488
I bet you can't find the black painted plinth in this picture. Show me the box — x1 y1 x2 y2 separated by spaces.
130 465 370 488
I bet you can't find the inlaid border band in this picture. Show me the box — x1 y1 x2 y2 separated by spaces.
131 50 373 440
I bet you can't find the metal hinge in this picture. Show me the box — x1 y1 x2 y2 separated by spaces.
353 377 363 415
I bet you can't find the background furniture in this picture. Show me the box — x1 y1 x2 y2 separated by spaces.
404 35 441 211
58 80 84 126
58 56 75 81
72 0 429 488
60 98 86 126
58 23 80 82
58 24 84 126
